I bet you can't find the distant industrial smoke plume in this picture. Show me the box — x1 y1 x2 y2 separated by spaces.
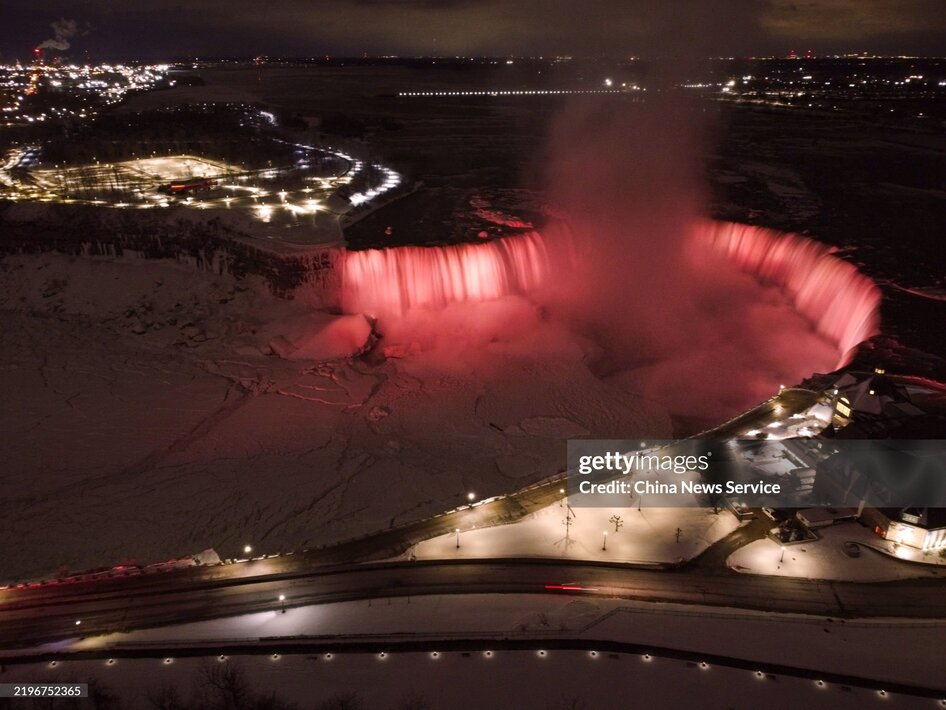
38 18 80 51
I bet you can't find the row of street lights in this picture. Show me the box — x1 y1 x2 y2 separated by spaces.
239 491 479 559
240 544 290 613
256 488 486 605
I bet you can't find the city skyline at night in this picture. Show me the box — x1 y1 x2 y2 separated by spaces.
3 0 946 61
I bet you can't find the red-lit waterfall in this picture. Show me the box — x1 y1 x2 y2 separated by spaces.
697 221 881 368
341 220 881 366
341 231 550 317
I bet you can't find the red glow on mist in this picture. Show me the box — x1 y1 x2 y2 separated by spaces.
696 221 881 368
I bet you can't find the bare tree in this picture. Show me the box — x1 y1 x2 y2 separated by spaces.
608 514 624 532
198 658 250 710
391 692 431 710
314 692 363 710
251 693 299 710
548 697 587 710
87 679 121 710
148 684 187 710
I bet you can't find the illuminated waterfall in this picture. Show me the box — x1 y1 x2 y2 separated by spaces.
340 220 881 367
341 231 550 317
696 220 881 367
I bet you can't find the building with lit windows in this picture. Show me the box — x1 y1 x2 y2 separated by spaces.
860 507 946 552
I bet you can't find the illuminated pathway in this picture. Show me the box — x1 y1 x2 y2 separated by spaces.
1 133 403 243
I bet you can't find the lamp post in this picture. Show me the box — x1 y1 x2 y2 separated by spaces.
243 544 253 556
602 531 608 551
467 492 476 506
278 594 286 614
559 488 566 507
780 546 786 563
455 528 461 549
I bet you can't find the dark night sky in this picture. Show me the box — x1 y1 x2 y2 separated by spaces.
2 0 945 62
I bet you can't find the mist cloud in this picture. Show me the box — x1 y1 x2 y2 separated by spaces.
534 92 840 423
37 18 79 51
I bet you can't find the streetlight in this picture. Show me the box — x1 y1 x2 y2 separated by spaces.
243 544 252 555
455 528 461 549
559 488 565 507
467 492 476 505
780 546 786 563
278 594 286 613
602 531 608 551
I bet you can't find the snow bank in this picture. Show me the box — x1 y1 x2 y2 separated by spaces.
265 313 373 361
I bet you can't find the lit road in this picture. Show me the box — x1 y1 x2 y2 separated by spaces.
4 555 946 650
699 387 820 439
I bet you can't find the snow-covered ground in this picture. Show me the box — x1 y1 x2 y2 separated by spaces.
5 594 945 707
741 402 834 439
0 254 672 582
728 521 946 581
411 500 741 564
0 229 869 583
